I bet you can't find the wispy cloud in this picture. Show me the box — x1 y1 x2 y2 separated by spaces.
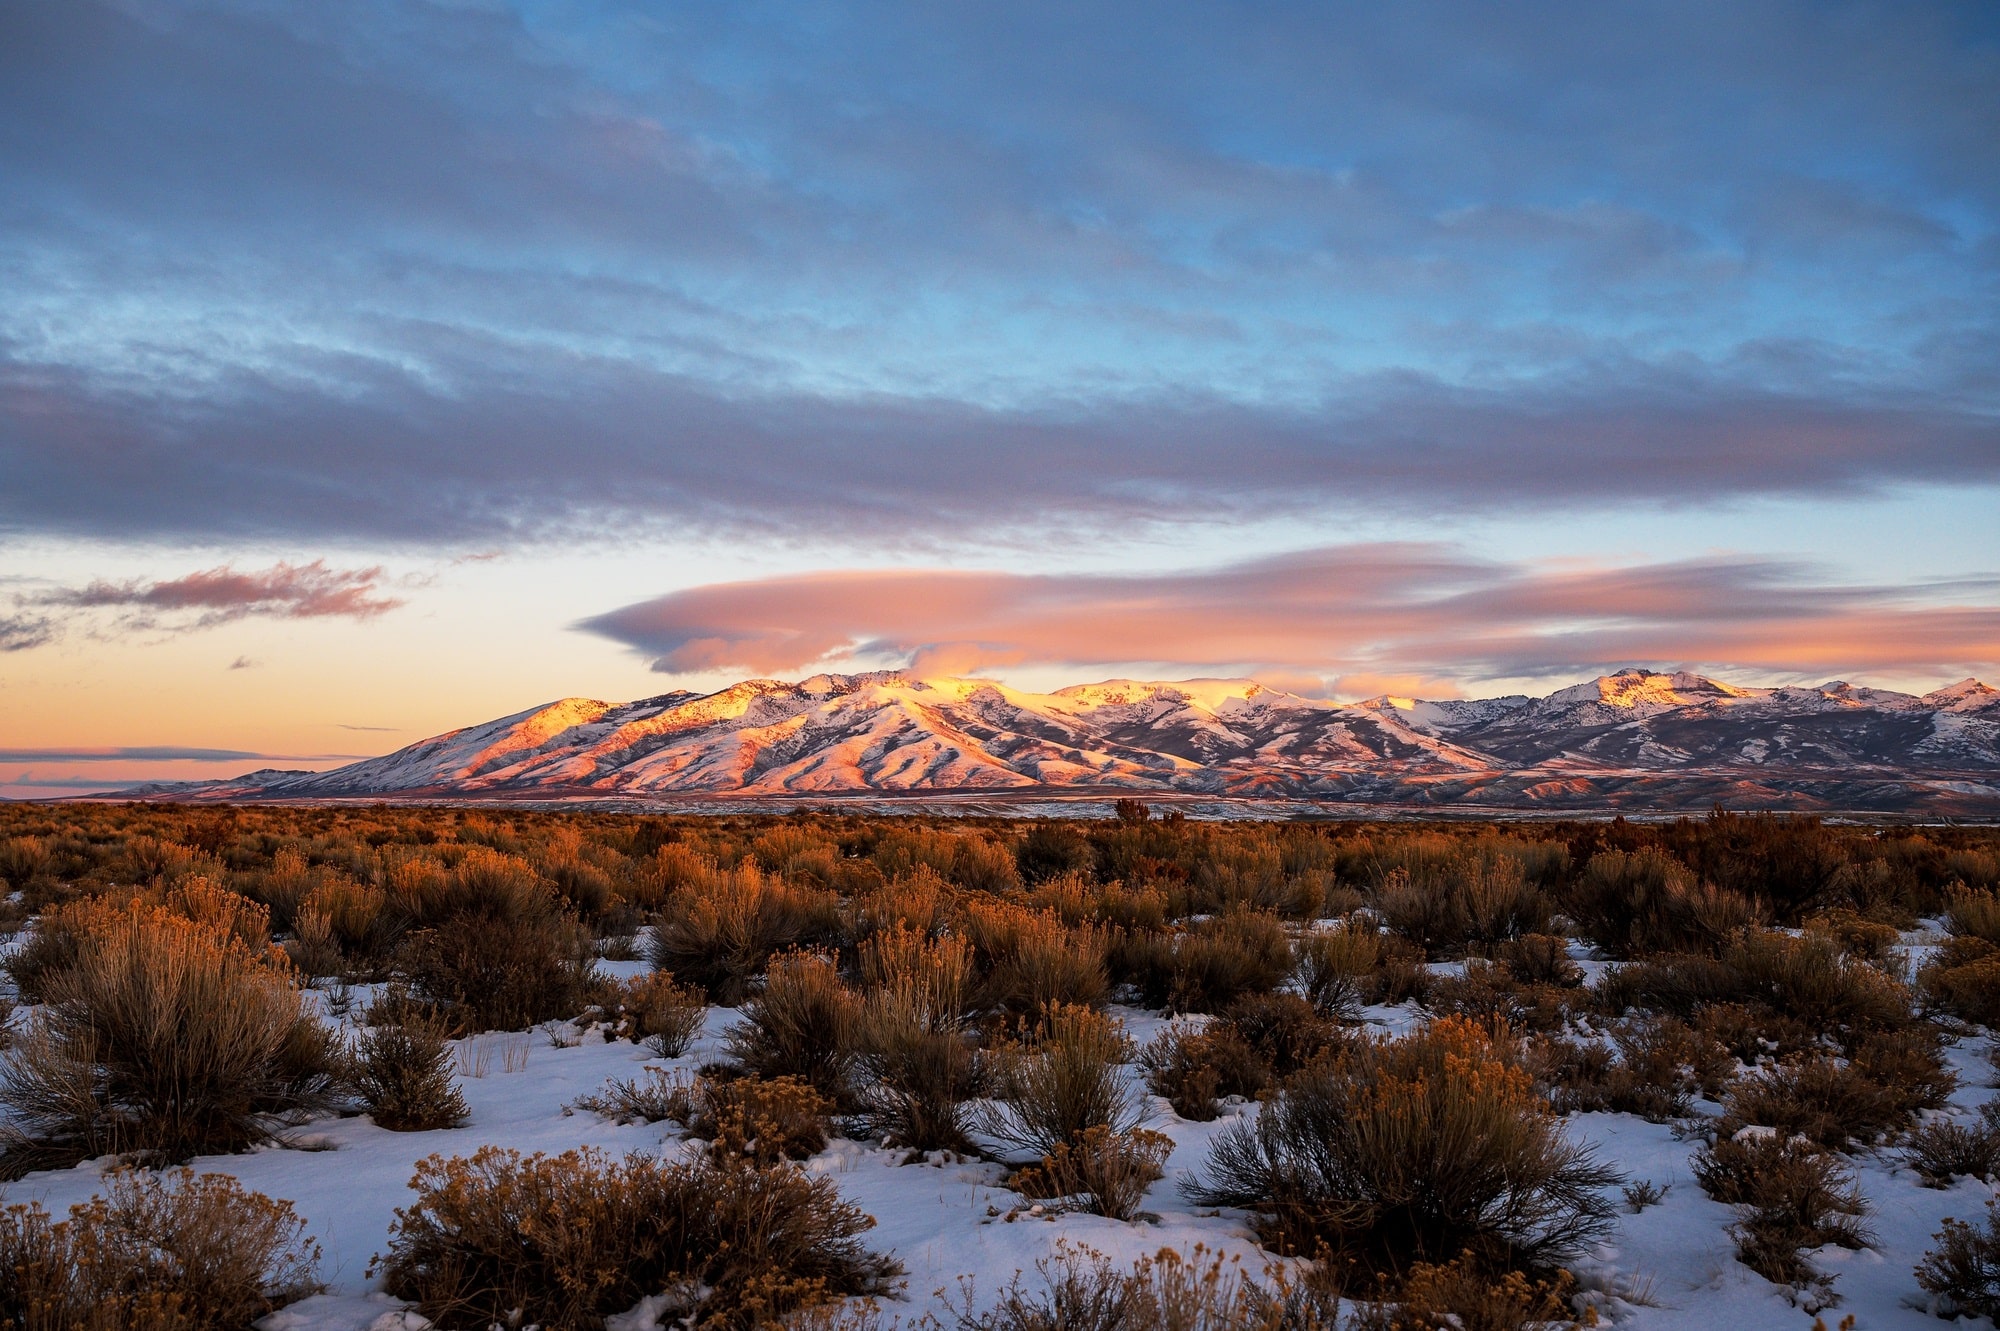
3 560 407 651
580 545 2000 688
0 746 366 763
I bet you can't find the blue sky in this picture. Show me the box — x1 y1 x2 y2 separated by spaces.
2 1 1996 793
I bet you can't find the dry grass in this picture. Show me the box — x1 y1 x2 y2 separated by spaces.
0 1168 321 1330
378 1145 899 1329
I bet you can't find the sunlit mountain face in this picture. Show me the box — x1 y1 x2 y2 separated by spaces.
133 670 2000 815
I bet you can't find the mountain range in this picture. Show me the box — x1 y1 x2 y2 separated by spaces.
119 669 2000 816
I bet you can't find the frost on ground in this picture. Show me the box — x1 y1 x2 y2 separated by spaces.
3 965 1995 1331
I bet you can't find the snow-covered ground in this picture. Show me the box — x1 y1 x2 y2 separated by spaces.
2 954 1996 1331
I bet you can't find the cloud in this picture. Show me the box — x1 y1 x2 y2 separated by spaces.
0 746 273 763
7 560 407 649
0 613 56 652
0 0 1992 546
228 655 257 670
51 560 402 624
579 544 2000 687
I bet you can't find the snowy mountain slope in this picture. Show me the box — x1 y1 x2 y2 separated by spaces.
140 669 2000 813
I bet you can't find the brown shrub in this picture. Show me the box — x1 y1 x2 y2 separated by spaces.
1421 962 1574 1034
943 1240 1341 1331
1527 1016 1731 1122
1719 1030 1952 1151
0 1168 321 1330
1494 933 1582 988
1166 910 1292 1014
700 1075 833 1166
396 851 598 1033
1564 848 1758 957
650 859 840 1005
378 1146 898 1330
351 1016 469 1132
1803 908 1901 966
984 1005 1142 1159
1945 885 2000 946
723 950 861 1105
1916 1198 2000 1322
1011 1125 1173 1221
1187 1017 1617 1279
1217 992 1336 1078
1918 935 2000 1027
598 971 708 1057
1693 1133 1870 1297
962 900 1110 1017
0 899 339 1173
1139 1021 1268 1121
1902 1105 2000 1187
1295 919 1381 1021
1347 1254 1587 1331
854 927 979 1151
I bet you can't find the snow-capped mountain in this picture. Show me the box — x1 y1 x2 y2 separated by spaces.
148 669 2000 814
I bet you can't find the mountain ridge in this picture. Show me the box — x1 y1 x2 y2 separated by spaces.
95 668 2000 815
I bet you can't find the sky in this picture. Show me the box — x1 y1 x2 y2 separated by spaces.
2 0 1997 797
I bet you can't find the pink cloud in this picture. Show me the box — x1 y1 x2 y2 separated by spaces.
579 544 2000 686
24 560 407 642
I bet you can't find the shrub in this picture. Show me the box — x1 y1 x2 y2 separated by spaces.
854 927 979 1151
962 900 1110 1017
1421 962 1574 1034
984 1005 1143 1159
1167 911 1292 1014
699 1075 833 1166
650 859 838 1005
0 1168 321 1330
1011 1125 1174 1221
390 848 597 1033
1527 1016 1731 1122
1217 992 1335 1078
1564 848 1757 957
598 971 708 1057
1139 1021 1267 1121
1693 1133 1870 1297
1901 1104 2000 1187
1494 933 1582 988
1916 1198 2000 1323
1295 920 1381 1021
1918 936 2000 1027
351 1017 469 1132
1017 822 1094 885
1347 1254 1587 1331
572 1066 698 1126
0 899 339 1173
724 950 862 1105
1945 886 2000 946
1186 1017 1617 1279
1718 1030 1952 1150
378 1146 898 1330
943 1241 1340 1331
